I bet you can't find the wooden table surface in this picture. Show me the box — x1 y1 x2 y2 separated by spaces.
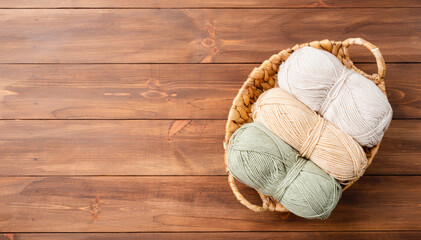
0 1 420 239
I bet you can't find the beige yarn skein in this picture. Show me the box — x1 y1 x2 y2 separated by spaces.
252 88 368 183
277 46 392 147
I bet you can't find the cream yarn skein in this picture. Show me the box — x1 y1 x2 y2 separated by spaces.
252 88 368 183
277 47 392 147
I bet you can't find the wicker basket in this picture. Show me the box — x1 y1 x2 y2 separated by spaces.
223 38 387 213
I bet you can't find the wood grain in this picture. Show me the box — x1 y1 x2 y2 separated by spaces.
0 1 419 237
0 64 418 119
0 120 418 176
0 9 419 63
0 0 420 8
0 120 222 176
2 232 420 240
0 176 420 232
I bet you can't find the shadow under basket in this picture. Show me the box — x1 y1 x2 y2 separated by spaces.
223 38 387 213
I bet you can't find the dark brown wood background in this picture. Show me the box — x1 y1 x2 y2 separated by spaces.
0 1 420 239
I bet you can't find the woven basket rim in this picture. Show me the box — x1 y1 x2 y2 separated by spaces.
224 38 387 213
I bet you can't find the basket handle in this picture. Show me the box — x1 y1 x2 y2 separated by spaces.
228 173 288 212
341 38 386 83
228 174 268 212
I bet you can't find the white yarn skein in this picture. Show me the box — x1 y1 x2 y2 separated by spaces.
277 47 393 147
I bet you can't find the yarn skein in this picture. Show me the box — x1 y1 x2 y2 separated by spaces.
277 47 392 147
227 122 342 219
252 88 368 183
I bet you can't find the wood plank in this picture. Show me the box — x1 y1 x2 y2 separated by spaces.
0 64 243 120
2 232 420 240
0 120 418 176
0 64 418 119
0 9 419 63
0 176 420 232
0 0 420 8
0 120 223 176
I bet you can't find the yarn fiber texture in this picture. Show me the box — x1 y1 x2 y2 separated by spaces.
227 122 342 219
252 88 368 183
277 47 392 147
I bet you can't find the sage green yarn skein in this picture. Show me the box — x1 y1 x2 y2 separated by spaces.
227 123 342 219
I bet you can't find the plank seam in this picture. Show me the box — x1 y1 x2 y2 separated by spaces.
0 175 420 177
0 118 418 121
1 230 421 233
0 7 420 9
1 62 420 64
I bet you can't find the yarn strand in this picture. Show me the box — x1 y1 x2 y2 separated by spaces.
252 88 368 183
227 122 342 219
277 46 392 147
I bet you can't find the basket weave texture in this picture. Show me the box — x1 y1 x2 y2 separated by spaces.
223 38 387 213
